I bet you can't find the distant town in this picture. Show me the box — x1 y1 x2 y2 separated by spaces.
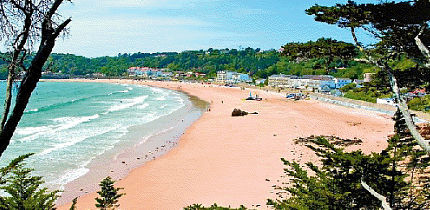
124 66 370 92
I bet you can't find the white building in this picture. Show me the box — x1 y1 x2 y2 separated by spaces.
216 71 229 83
217 71 251 83
255 79 266 85
305 75 336 92
127 67 161 78
269 74 350 92
268 74 297 87
377 98 396 106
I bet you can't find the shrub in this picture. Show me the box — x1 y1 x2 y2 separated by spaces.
95 176 125 210
0 154 60 210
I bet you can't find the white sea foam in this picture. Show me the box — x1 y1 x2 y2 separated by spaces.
176 96 185 105
52 165 90 187
1 82 194 194
18 114 100 143
117 86 133 93
28 108 39 113
150 87 165 93
108 95 148 112
36 124 120 157
137 103 149 110
15 125 51 136
156 95 166 101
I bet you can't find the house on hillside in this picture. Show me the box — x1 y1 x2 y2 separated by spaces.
268 74 354 92
152 70 162 78
127 67 162 78
195 72 206 78
161 71 173 78
216 71 250 83
216 71 231 83
334 78 352 89
268 74 296 87
363 73 375 83
304 75 336 92
232 73 251 83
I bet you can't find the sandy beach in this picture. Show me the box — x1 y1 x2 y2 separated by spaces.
57 79 395 209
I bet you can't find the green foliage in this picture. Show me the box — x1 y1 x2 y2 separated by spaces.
306 0 430 95
342 70 393 103
184 203 248 210
393 67 430 92
339 82 356 92
343 87 392 103
269 108 430 209
31 49 280 78
0 154 60 210
306 0 430 59
69 197 78 210
0 43 378 80
268 137 384 210
408 95 430 112
281 38 358 71
95 176 125 210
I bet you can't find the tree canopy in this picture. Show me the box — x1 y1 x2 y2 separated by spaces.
0 43 374 80
280 38 357 67
306 0 430 61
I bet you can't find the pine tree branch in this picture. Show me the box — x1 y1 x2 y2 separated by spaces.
351 27 365 52
0 2 33 132
349 27 430 209
387 70 430 154
349 29 430 154
414 23 430 67
361 179 393 210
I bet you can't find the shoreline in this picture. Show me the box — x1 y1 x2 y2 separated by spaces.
50 80 208 205
57 79 395 209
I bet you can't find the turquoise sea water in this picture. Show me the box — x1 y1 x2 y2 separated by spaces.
0 81 187 191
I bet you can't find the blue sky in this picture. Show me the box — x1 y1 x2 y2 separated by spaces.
51 0 377 57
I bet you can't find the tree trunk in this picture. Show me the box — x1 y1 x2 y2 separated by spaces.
351 27 364 51
0 0 71 157
414 24 430 66
0 36 59 156
1 67 15 131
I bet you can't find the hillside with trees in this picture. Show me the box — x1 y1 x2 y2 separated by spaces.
1 40 377 80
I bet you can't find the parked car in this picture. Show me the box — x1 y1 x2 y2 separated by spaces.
286 93 296 99
286 93 304 99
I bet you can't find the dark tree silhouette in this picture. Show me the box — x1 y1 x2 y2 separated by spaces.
0 0 72 157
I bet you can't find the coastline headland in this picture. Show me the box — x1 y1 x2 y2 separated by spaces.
56 79 396 209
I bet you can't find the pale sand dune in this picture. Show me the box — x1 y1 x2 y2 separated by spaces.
57 79 394 209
